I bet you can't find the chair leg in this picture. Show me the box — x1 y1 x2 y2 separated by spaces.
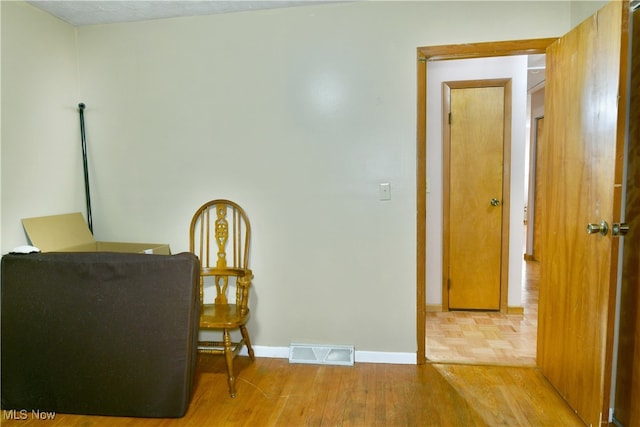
240 325 255 362
223 329 236 398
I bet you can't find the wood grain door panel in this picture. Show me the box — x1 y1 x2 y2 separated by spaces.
537 2 629 425
444 80 510 311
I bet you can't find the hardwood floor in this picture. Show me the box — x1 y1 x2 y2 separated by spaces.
3 261 577 426
426 261 539 366
1 355 582 427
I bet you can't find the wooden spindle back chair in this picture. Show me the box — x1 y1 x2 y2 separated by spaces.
189 199 255 398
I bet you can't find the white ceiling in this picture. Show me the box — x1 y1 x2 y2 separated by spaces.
26 0 332 26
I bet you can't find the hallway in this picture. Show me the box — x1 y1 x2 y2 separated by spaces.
426 261 538 366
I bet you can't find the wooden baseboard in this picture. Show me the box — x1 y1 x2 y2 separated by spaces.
427 304 523 314
426 304 443 312
507 306 524 315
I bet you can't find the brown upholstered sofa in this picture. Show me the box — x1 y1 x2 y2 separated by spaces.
1 251 200 418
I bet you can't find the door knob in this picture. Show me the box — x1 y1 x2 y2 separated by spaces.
612 223 629 236
490 198 501 207
587 220 609 236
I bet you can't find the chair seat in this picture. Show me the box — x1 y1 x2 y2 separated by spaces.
200 303 250 328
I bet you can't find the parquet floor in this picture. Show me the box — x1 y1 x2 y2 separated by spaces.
426 261 539 366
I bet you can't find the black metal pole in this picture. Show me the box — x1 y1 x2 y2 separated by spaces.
78 103 93 234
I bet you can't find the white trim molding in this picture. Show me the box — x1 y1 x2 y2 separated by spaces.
240 346 417 365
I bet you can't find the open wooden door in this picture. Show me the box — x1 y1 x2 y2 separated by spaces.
537 2 630 426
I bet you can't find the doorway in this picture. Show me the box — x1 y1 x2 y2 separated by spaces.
418 2 635 425
416 38 556 364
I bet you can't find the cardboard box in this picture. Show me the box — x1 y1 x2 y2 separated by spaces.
22 213 170 255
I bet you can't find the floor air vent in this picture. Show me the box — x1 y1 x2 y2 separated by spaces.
289 343 355 366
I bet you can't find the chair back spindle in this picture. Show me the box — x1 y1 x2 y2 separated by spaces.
189 200 251 307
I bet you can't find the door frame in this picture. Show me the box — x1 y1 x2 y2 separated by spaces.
415 38 557 364
614 4 640 424
442 78 512 312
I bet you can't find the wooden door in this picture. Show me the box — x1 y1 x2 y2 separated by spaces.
537 2 630 426
532 117 544 261
443 80 510 311
613 5 640 426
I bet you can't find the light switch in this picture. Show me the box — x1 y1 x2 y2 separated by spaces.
379 182 391 200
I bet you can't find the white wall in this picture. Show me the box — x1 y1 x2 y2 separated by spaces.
571 0 609 26
426 56 529 308
2 1 576 355
1 1 82 247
